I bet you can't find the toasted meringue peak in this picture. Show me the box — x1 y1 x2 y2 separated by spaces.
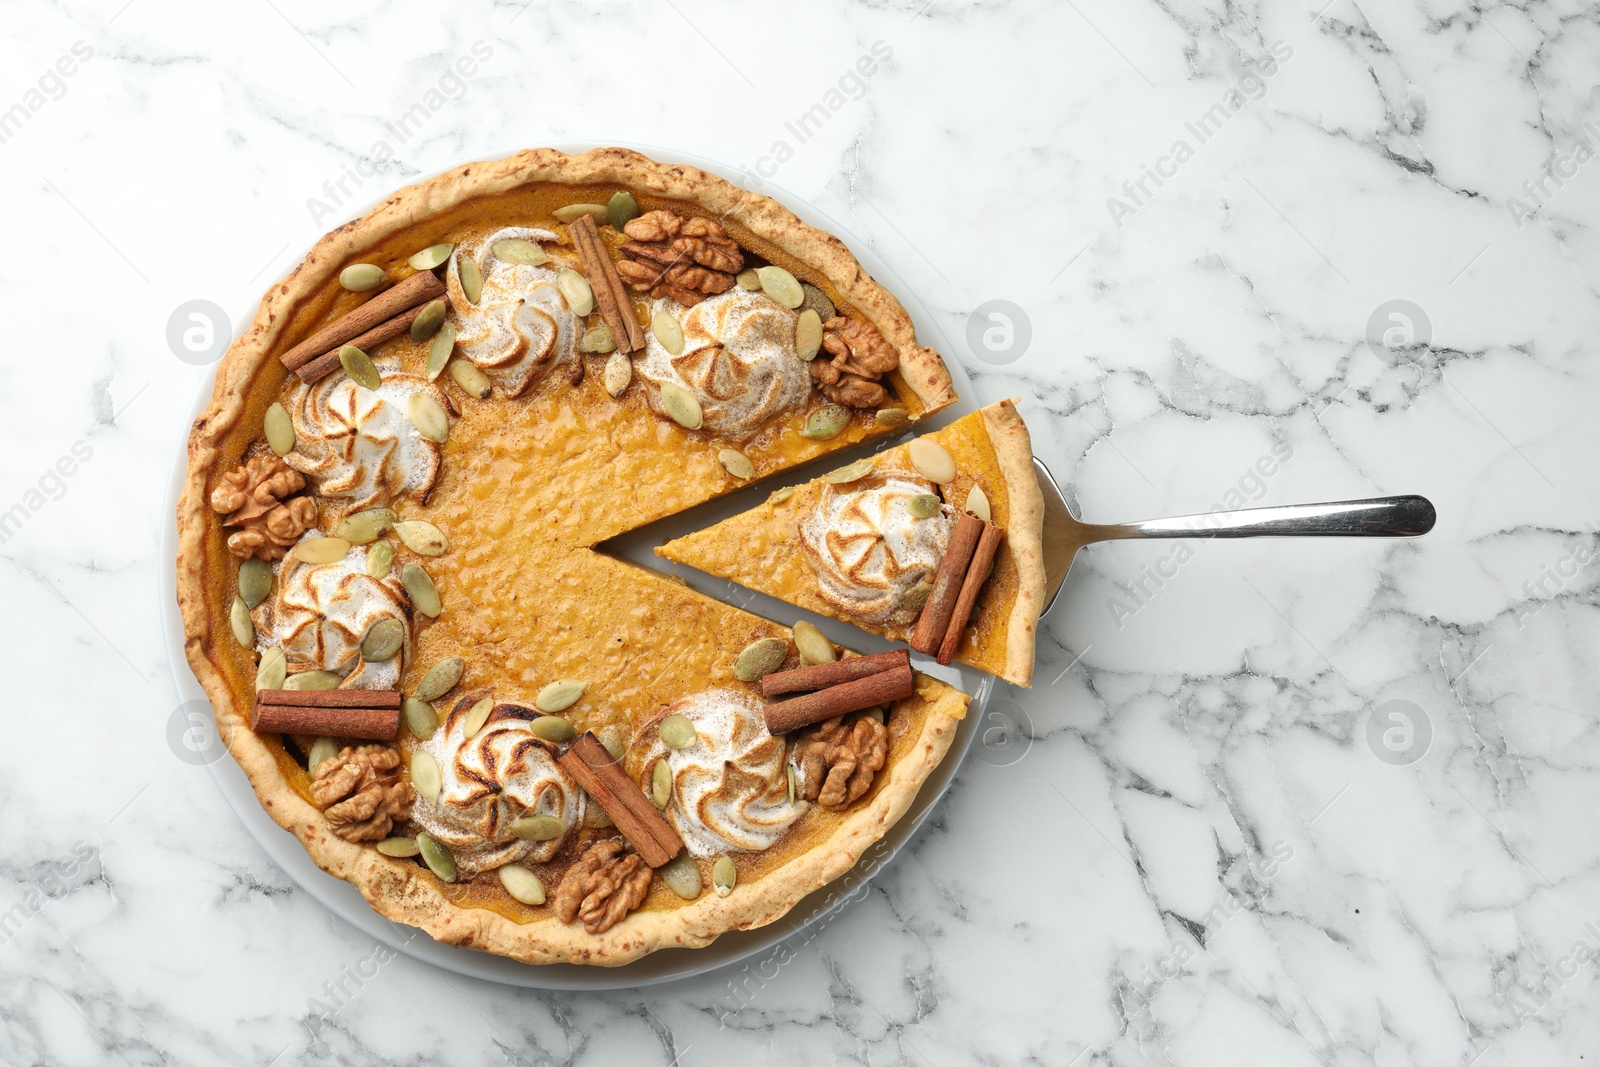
636 289 811 438
630 688 802 857
283 368 444 513
411 701 585 877
255 539 411 690
800 469 955 627
446 228 578 397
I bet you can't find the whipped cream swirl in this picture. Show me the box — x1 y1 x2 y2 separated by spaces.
446 227 578 397
411 702 585 877
631 689 802 857
800 470 956 626
255 540 411 689
636 289 811 438
283 368 444 513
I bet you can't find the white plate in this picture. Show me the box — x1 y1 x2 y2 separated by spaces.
158 143 991 989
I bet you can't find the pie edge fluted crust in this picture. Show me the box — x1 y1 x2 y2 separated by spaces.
981 398 1047 688
176 146 966 965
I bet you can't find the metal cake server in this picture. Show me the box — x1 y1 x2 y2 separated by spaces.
1033 458 1436 614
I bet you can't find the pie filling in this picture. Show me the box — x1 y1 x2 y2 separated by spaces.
194 165 1019 956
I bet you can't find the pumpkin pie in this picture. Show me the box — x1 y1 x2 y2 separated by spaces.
175 147 1034 966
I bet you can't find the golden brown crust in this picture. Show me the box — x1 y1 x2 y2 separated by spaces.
176 147 965 965
979 399 1046 687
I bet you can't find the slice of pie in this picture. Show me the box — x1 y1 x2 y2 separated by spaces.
658 402 1046 686
176 147 1035 966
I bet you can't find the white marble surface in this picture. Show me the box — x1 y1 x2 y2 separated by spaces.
5 0 1599 1062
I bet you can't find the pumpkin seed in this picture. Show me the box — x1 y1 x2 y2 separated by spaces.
557 268 595 315
509 814 566 841
491 238 548 266
256 646 286 691
786 763 797 804
426 324 456 380
651 311 684 354
732 637 788 682
584 806 613 829
659 853 702 899
377 837 420 858
966 484 992 522
238 558 272 609
659 382 703 429
407 392 449 444
908 494 942 519
286 670 342 691
602 352 631 397
579 325 616 354
651 757 672 808
289 536 350 565
448 358 492 399
799 282 836 321
402 564 442 618
536 679 584 713
606 191 640 229
528 715 576 744
264 402 295 456
499 864 546 905
712 856 737 896
757 265 804 308
874 406 911 428
794 308 824 361
409 299 447 343
553 203 608 224
824 458 875 484
735 268 761 291
308 736 339 775
718 448 755 480
411 751 441 802
409 243 452 271
361 617 405 661
394 520 448 555
338 345 380 390
803 405 850 440
366 540 394 578
414 658 462 701
402 696 439 739
908 438 956 483
767 485 795 505
339 263 385 292
598 724 627 762
416 832 457 883
462 696 494 738
658 713 697 749
336 508 395 545
457 253 483 304
792 621 836 665
901 581 933 615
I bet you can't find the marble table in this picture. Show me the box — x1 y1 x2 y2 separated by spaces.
6 1 1598 1063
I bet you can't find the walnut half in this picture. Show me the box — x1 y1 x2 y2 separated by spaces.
797 714 889 809
310 744 414 843
811 316 898 409
552 838 653 935
210 453 318 561
616 210 743 307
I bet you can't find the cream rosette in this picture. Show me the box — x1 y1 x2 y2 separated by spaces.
636 289 811 438
254 541 411 690
800 469 955 626
630 689 802 857
283 368 444 513
445 227 578 397
411 702 585 877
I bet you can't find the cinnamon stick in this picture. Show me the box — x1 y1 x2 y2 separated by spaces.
910 513 986 654
760 649 909 699
294 303 429 383
936 522 1005 665
567 214 646 353
252 689 402 740
557 733 683 867
279 269 445 372
763 662 915 735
